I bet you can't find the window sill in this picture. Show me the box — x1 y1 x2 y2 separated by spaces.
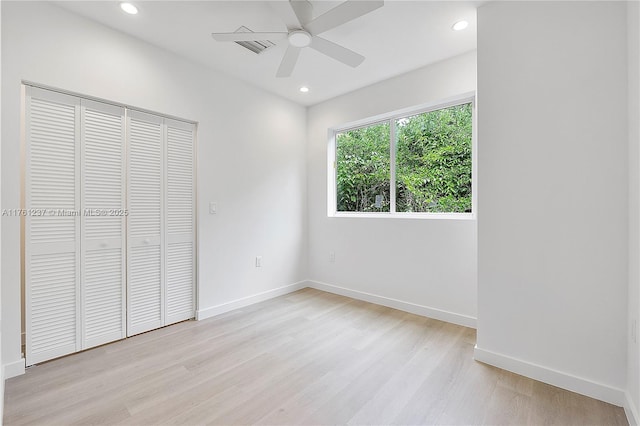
329 212 475 220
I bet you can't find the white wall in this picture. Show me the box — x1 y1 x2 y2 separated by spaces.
0 0 4 419
476 1 628 405
628 0 640 422
307 51 477 327
1 1 307 374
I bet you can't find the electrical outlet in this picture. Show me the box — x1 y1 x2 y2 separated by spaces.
329 251 335 263
256 256 262 268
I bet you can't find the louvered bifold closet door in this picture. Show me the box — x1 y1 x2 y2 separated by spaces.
25 87 81 365
127 110 164 336
165 119 196 325
80 100 126 349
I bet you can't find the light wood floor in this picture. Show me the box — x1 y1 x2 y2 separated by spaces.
4 288 628 425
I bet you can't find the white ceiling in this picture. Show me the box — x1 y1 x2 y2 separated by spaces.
54 0 479 106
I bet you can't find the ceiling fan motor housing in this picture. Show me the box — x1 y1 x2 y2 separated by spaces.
288 30 312 48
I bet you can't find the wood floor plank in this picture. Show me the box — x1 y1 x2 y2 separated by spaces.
347 320 462 425
4 288 628 425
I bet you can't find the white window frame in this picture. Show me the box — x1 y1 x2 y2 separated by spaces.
328 92 476 220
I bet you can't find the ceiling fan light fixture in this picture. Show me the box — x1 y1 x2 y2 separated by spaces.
211 0 382 78
120 2 138 15
288 30 312 48
299 86 310 93
452 20 469 31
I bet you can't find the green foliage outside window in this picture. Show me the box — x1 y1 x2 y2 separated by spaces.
336 122 390 212
396 103 472 212
335 103 472 213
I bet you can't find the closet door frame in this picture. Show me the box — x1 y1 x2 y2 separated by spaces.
23 83 198 363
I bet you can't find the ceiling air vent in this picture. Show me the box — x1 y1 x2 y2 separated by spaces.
234 26 275 54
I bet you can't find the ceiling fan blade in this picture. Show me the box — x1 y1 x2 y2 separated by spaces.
269 1 303 29
290 0 313 26
276 46 302 78
305 0 383 35
212 32 287 42
310 36 364 68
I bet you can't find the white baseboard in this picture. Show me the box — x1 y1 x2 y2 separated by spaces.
308 280 476 329
3 358 25 379
196 279 476 328
196 280 309 321
474 345 625 407
625 391 640 426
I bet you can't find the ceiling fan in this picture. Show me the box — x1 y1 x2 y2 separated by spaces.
211 0 384 78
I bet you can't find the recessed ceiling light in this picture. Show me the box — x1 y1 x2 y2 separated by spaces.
120 2 138 15
452 20 469 31
299 86 310 93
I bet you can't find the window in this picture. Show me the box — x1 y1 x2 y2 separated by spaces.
330 95 474 217
336 122 391 212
